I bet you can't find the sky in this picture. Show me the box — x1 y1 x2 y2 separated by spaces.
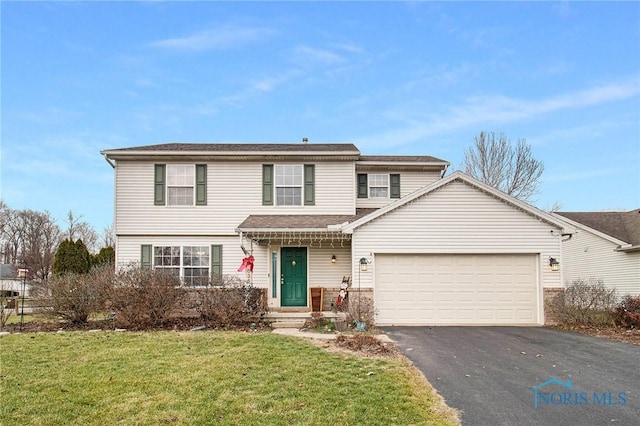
1 1 639 233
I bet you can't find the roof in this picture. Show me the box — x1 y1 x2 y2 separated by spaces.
103 143 360 153
100 143 449 170
237 209 377 231
342 170 572 233
0 264 17 279
555 209 640 247
358 155 448 164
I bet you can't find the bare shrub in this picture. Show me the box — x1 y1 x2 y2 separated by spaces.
30 265 114 324
109 267 185 329
192 275 266 327
346 294 375 329
614 295 640 329
549 278 617 326
1 295 13 329
335 334 394 355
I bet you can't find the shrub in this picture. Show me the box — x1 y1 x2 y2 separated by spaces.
31 265 114 324
614 295 640 329
347 294 376 330
1 295 13 329
193 275 266 327
53 238 91 275
548 278 617 326
109 267 185 329
335 334 394 355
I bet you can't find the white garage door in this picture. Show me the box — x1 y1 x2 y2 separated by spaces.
375 254 539 325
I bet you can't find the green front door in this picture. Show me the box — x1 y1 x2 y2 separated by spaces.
281 247 307 307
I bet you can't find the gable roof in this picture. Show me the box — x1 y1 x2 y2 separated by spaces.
342 170 571 233
554 209 640 251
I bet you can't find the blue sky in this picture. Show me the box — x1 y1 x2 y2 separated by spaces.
2 1 639 232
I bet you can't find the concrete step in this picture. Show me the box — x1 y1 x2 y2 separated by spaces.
270 319 307 329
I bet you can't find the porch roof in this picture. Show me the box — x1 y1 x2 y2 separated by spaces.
236 209 376 232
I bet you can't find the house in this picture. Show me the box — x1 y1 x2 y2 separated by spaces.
553 209 640 297
100 142 572 326
0 264 26 297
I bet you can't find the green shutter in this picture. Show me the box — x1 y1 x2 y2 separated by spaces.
304 164 315 205
154 164 166 205
262 164 274 205
357 174 368 198
141 245 152 269
196 164 207 205
210 245 223 278
390 174 401 198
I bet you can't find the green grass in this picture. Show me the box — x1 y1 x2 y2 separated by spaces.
0 331 458 425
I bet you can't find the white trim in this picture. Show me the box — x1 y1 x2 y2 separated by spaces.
551 213 631 247
343 171 573 233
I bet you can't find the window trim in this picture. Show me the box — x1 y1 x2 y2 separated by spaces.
368 173 390 198
155 164 208 207
150 245 212 286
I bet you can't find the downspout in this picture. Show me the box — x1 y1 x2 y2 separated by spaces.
102 153 115 169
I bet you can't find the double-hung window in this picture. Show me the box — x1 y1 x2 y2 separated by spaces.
369 174 389 198
167 165 194 206
357 173 401 199
263 164 315 206
275 165 303 206
154 164 207 206
153 245 210 286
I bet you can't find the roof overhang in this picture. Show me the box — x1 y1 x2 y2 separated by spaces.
551 213 631 248
342 171 574 234
616 245 640 253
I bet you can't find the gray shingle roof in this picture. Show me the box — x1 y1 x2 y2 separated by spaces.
237 209 377 230
105 143 360 153
556 209 640 245
358 155 448 163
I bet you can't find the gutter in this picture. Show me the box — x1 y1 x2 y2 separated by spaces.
102 153 115 168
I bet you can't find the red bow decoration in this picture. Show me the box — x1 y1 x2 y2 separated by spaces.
238 255 254 272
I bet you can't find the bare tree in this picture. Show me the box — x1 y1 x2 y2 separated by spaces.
18 209 62 280
101 223 116 249
0 201 22 264
65 210 99 253
463 131 544 202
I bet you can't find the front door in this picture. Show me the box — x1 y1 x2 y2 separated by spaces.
281 247 307 307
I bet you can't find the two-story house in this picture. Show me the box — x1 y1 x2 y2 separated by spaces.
101 142 571 325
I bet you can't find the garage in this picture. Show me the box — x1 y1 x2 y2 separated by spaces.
375 254 539 325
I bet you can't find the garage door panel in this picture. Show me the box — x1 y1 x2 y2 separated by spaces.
376 254 538 325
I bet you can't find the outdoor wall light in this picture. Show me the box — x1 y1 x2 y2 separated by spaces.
359 257 370 272
331 255 337 263
549 257 560 272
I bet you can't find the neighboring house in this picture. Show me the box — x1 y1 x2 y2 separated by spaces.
0 264 26 297
553 209 640 297
101 142 571 325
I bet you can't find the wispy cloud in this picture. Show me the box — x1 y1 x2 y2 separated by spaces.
221 69 304 106
358 79 640 149
291 45 345 67
148 25 275 51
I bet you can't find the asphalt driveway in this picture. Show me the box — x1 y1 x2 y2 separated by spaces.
383 327 640 426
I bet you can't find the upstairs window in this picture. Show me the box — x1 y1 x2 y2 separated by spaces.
275 165 303 206
154 164 207 206
357 173 401 199
167 165 194 206
369 174 389 198
263 164 314 206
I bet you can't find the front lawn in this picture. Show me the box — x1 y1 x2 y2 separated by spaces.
0 331 458 425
